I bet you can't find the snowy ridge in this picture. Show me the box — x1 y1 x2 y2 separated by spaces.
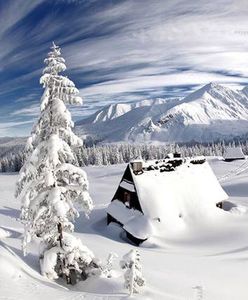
93 103 133 123
76 83 248 143
76 98 178 142
78 98 168 125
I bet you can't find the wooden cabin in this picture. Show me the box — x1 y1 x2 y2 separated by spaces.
107 156 228 245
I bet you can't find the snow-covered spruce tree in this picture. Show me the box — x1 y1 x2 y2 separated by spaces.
120 249 145 296
101 252 118 278
15 43 95 283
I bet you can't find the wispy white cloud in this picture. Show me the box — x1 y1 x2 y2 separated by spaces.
64 0 248 96
0 0 44 33
80 71 247 97
0 0 45 61
0 120 34 136
10 104 40 117
0 120 34 129
14 93 40 103
2 0 248 136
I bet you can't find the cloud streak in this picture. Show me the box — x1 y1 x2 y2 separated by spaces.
1 0 248 136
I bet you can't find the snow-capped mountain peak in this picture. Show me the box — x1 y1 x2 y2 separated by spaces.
92 103 133 123
76 83 248 143
183 82 219 102
80 98 169 125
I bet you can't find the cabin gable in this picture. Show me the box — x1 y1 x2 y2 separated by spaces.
111 165 142 212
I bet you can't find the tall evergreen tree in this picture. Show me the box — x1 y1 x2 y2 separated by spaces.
15 43 94 282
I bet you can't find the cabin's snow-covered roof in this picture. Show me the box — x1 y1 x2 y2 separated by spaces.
119 179 135 192
130 159 143 163
107 200 142 225
132 158 228 226
107 200 155 240
123 215 155 240
108 157 228 240
224 147 245 160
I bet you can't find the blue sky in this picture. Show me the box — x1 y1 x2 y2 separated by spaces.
1 0 248 136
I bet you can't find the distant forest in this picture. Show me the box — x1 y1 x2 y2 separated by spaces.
1 139 248 172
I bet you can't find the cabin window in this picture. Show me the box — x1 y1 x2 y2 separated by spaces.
124 192 131 208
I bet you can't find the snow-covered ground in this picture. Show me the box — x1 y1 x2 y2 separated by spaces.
1 158 248 299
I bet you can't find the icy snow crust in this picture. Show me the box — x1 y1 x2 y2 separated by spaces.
2 159 248 299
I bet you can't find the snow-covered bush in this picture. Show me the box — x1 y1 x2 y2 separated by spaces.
15 43 94 283
193 285 204 300
0 228 10 240
40 232 95 282
120 249 145 296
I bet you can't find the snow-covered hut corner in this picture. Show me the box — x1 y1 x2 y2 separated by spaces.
223 146 245 162
106 155 228 245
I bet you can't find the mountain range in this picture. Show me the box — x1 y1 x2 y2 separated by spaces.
76 82 248 144
2 83 248 147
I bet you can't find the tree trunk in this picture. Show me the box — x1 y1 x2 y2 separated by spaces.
57 222 63 248
57 223 72 284
130 263 135 296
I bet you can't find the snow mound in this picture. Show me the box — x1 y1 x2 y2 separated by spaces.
74 275 124 294
0 243 68 291
124 215 155 240
0 258 20 280
0 244 26 280
229 205 248 215
0 228 10 239
0 254 22 279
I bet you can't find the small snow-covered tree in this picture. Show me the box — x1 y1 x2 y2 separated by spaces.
15 43 94 282
193 285 203 300
101 252 118 278
120 249 145 296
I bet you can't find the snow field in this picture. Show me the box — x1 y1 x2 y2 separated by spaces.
0 158 248 299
